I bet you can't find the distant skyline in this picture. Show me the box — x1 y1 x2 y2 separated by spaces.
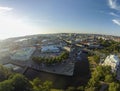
0 0 120 39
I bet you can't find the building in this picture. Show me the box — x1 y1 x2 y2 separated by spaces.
103 55 120 72
0 48 10 58
63 46 71 52
3 63 22 71
41 45 60 53
10 47 36 61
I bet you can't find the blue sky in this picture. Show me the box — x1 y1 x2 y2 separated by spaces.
0 0 120 38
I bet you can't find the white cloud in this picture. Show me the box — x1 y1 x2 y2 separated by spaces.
108 0 120 10
110 12 119 17
0 6 13 14
112 19 120 26
0 7 13 11
108 0 120 26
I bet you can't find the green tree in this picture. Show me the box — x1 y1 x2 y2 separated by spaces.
0 73 32 91
32 51 69 64
66 86 76 91
86 65 112 90
77 86 84 91
0 80 13 91
32 78 42 91
32 77 42 87
32 77 52 91
93 55 100 64
42 81 52 91
109 82 120 91
0 65 12 81
9 74 32 91
87 77 99 87
95 65 111 80
85 87 96 91
104 75 113 83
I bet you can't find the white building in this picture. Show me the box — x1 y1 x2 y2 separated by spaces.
103 55 120 72
41 45 60 53
63 46 71 52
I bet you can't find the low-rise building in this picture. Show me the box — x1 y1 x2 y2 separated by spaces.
41 45 60 53
0 48 10 58
10 47 36 61
63 46 71 52
3 63 21 71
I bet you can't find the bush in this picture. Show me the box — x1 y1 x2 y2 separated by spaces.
66 86 76 91
104 75 113 83
0 74 32 91
109 82 120 91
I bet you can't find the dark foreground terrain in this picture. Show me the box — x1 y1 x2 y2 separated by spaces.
25 53 90 89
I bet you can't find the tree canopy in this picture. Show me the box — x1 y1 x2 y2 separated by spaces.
32 51 69 65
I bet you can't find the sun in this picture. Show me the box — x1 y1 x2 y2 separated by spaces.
0 14 40 39
0 6 48 39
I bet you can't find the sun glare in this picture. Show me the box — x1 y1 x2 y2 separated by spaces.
0 13 40 39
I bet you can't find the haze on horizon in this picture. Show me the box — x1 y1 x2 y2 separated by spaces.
0 0 120 39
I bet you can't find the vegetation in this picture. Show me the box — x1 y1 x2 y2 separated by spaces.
0 65 62 91
84 65 120 91
1 65 118 91
66 86 76 91
0 65 12 82
109 82 120 91
86 43 120 91
0 73 55 91
104 75 114 83
32 51 69 65
50 89 63 91
98 39 120 54
0 74 32 91
31 77 52 91
88 54 100 72
88 55 100 65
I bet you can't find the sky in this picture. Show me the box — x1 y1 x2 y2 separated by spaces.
0 0 120 39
